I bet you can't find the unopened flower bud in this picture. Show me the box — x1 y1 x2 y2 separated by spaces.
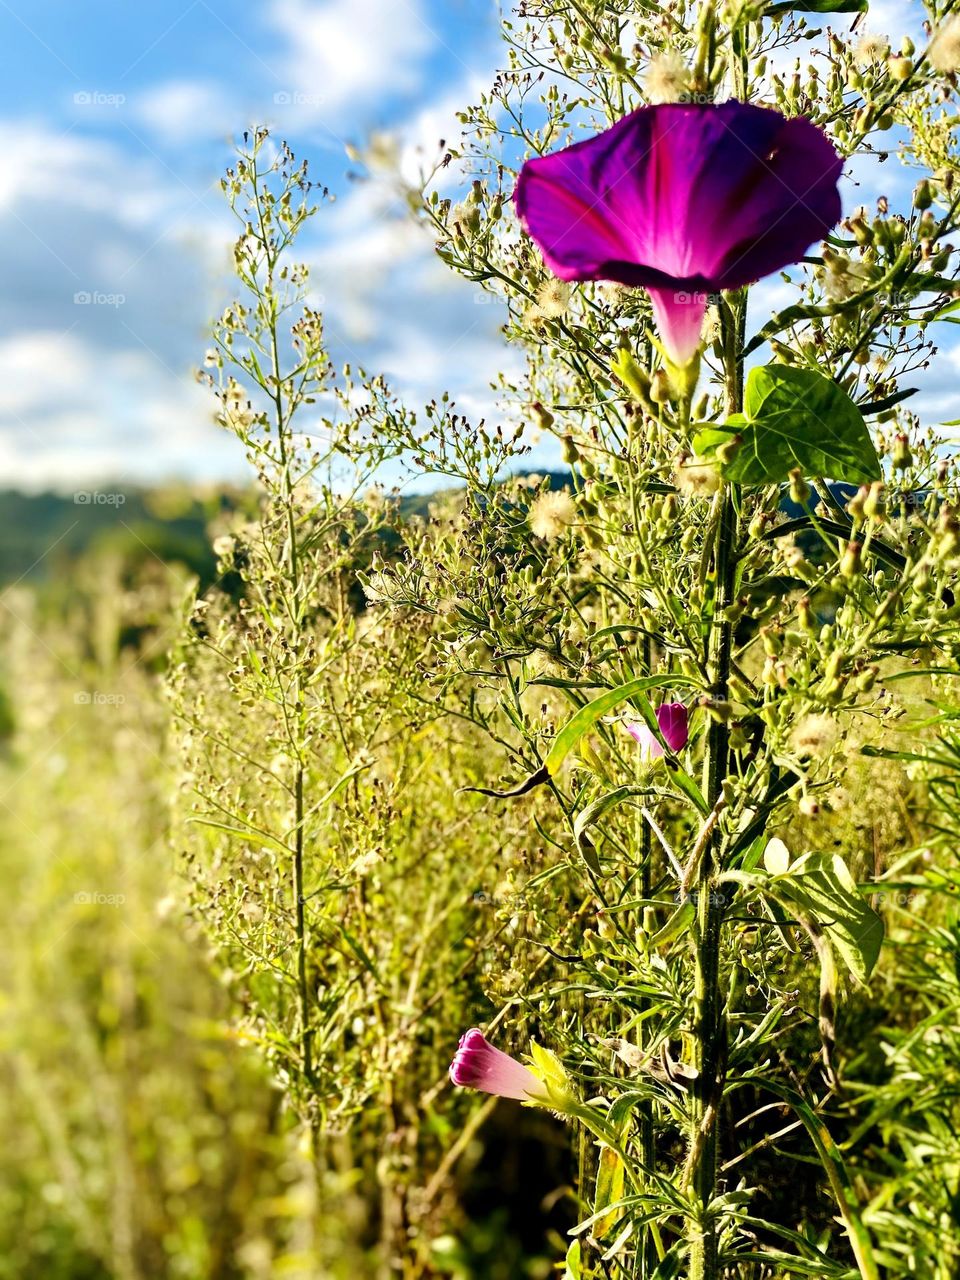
596 910 616 940
612 349 651 402
887 55 913 80
824 650 845 682
798 597 816 633
798 794 820 817
761 626 783 657
892 433 913 469
938 509 960 557
716 435 742 466
855 665 879 692
560 434 579 464
788 468 810 505
914 179 934 211
847 486 868 522
863 481 884 520
847 212 874 245
531 402 554 431
840 541 863 578
650 368 672 404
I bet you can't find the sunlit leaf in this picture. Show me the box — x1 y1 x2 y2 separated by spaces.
695 366 881 485
774 852 884 983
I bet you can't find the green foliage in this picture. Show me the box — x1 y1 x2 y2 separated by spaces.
5 0 960 1274
696 366 881 485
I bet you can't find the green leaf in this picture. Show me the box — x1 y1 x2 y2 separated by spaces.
767 0 867 12
573 785 649 871
707 365 881 486
747 1078 879 1280
593 1146 626 1239
773 852 884 983
544 675 697 778
563 1240 582 1280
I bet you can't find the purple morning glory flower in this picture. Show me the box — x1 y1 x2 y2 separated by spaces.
626 701 689 758
515 102 842 366
449 1028 548 1102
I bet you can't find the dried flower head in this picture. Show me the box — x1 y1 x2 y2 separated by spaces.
644 50 691 103
854 33 890 66
791 713 839 757
536 277 572 318
529 489 577 540
674 457 722 496
928 14 960 74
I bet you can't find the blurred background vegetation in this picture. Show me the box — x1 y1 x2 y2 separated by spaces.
3 485 960 1278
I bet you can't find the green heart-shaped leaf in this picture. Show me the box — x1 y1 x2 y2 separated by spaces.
697 365 881 486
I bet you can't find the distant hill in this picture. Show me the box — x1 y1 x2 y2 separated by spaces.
0 488 227 588
0 473 574 588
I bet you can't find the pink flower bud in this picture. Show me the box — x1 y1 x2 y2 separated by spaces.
449 1029 548 1102
625 701 689 758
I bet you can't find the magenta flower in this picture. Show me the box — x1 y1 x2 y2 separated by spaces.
626 701 689 758
515 102 842 366
449 1029 548 1102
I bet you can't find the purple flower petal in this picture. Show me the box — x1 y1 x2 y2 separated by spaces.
657 701 689 753
625 701 689 758
515 102 842 363
647 287 710 368
449 1029 547 1102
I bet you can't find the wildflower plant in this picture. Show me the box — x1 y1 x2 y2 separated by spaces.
378 0 960 1276
170 131 561 1267
165 0 960 1273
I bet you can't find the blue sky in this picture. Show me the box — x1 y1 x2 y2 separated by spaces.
0 0 512 490
1 0 955 492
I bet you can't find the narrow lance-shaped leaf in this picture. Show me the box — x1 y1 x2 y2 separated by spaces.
593 1146 626 1240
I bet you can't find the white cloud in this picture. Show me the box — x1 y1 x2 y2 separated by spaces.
134 80 238 144
267 0 435 129
0 331 244 490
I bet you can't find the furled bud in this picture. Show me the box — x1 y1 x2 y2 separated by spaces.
612 349 651 402
840 541 863 578
892 433 913 470
531 401 554 431
788 468 810 506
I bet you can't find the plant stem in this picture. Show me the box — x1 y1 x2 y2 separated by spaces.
687 295 743 1280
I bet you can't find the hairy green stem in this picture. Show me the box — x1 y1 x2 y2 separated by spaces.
687 296 744 1280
